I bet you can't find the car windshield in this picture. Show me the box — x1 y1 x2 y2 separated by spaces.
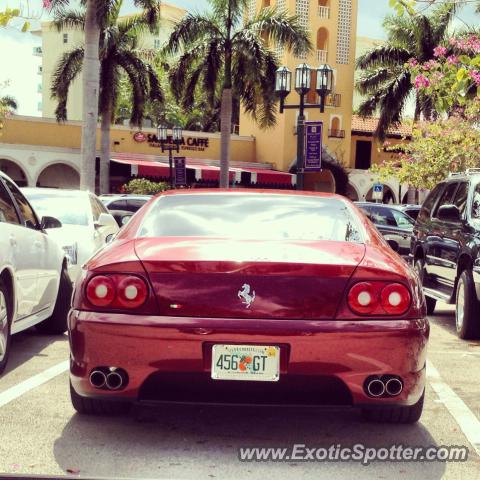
138 194 363 242
24 191 89 226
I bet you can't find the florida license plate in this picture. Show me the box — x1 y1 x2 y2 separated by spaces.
211 344 280 381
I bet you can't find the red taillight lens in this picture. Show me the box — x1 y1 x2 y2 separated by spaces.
86 275 116 307
85 274 149 310
116 276 148 308
380 283 411 315
347 281 412 316
347 282 378 314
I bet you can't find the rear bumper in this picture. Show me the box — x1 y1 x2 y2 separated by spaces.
68 311 429 407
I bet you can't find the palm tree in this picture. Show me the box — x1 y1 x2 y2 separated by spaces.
165 0 311 188
50 0 163 194
48 0 160 193
0 95 17 113
356 3 459 140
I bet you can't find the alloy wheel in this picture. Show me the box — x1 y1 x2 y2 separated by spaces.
456 280 465 332
0 291 8 362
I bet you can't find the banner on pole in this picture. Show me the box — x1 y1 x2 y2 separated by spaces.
304 121 323 172
174 157 187 185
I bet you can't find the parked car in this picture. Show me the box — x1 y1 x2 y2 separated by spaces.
355 202 415 256
99 194 151 227
69 190 428 423
397 204 421 221
22 189 119 283
411 169 480 339
0 172 71 374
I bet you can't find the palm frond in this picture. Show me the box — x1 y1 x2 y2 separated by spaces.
50 46 84 121
240 7 312 57
164 14 223 56
355 68 396 95
0 95 18 110
356 45 412 70
52 8 85 32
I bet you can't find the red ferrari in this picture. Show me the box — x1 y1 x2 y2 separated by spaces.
68 190 428 423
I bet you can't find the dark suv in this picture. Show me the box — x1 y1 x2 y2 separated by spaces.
411 170 480 339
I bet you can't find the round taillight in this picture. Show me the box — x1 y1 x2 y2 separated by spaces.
380 283 411 315
116 276 148 308
348 282 378 314
86 276 115 307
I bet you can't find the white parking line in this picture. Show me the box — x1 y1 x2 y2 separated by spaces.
427 360 480 456
0 360 69 408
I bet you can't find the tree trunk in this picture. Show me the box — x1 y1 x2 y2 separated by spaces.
219 88 232 188
80 0 101 192
100 103 111 194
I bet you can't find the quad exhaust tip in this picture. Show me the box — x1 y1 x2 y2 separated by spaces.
89 367 128 391
364 375 403 398
366 378 385 397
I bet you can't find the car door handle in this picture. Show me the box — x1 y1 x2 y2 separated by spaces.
9 235 17 247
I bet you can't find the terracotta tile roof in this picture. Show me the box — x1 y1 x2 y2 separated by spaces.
351 115 413 137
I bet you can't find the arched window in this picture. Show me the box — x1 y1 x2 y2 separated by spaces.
262 0 271 7
318 1 330 19
316 27 328 63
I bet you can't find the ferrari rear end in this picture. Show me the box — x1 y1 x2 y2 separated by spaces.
68 191 428 422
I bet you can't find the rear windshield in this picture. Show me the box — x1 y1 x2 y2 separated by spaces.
138 194 363 243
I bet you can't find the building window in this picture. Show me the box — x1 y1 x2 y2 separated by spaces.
336 0 352 65
37 101 43 111
247 0 256 20
37 84 42 93
295 0 310 59
275 0 287 58
63 33 68 44
355 140 372 169
154 39 161 49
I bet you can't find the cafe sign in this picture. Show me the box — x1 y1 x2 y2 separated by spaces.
133 132 210 152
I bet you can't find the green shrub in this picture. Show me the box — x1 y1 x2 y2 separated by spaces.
123 178 169 195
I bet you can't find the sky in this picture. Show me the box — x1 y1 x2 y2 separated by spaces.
0 0 479 116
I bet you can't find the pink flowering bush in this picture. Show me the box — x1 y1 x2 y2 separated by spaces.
407 35 480 112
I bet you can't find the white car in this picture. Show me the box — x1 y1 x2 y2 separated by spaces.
22 188 120 283
0 172 71 374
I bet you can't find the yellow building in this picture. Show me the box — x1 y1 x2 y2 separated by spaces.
31 3 186 121
240 0 358 192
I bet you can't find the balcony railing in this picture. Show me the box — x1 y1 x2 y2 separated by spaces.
326 93 341 107
328 129 345 138
318 6 330 18
37 65 43 75
316 49 328 63
33 46 42 56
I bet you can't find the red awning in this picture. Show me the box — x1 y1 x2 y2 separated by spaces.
111 154 296 185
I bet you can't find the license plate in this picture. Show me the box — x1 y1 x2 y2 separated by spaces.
211 344 280 382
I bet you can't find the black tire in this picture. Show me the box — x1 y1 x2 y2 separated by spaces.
0 279 12 375
362 390 424 424
455 270 480 340
414 258 436 315
36 267 72 335
70 382 130 415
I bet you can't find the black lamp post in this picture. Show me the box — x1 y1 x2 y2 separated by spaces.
275 63 334 191
157 124 182 188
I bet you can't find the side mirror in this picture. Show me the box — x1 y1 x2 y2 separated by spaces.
437 204 461 222
95 212 118 229
105 233 116 243
41 216 62 229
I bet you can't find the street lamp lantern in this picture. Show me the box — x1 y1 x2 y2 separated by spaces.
295 63 312 95
275 66 292 97
316 64 334 113
157 124 182 189
157 124 167 142
275 62 338 191
172 125 183 142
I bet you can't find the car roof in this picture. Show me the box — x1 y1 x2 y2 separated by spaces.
154 188 342 199
22 187 90 197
